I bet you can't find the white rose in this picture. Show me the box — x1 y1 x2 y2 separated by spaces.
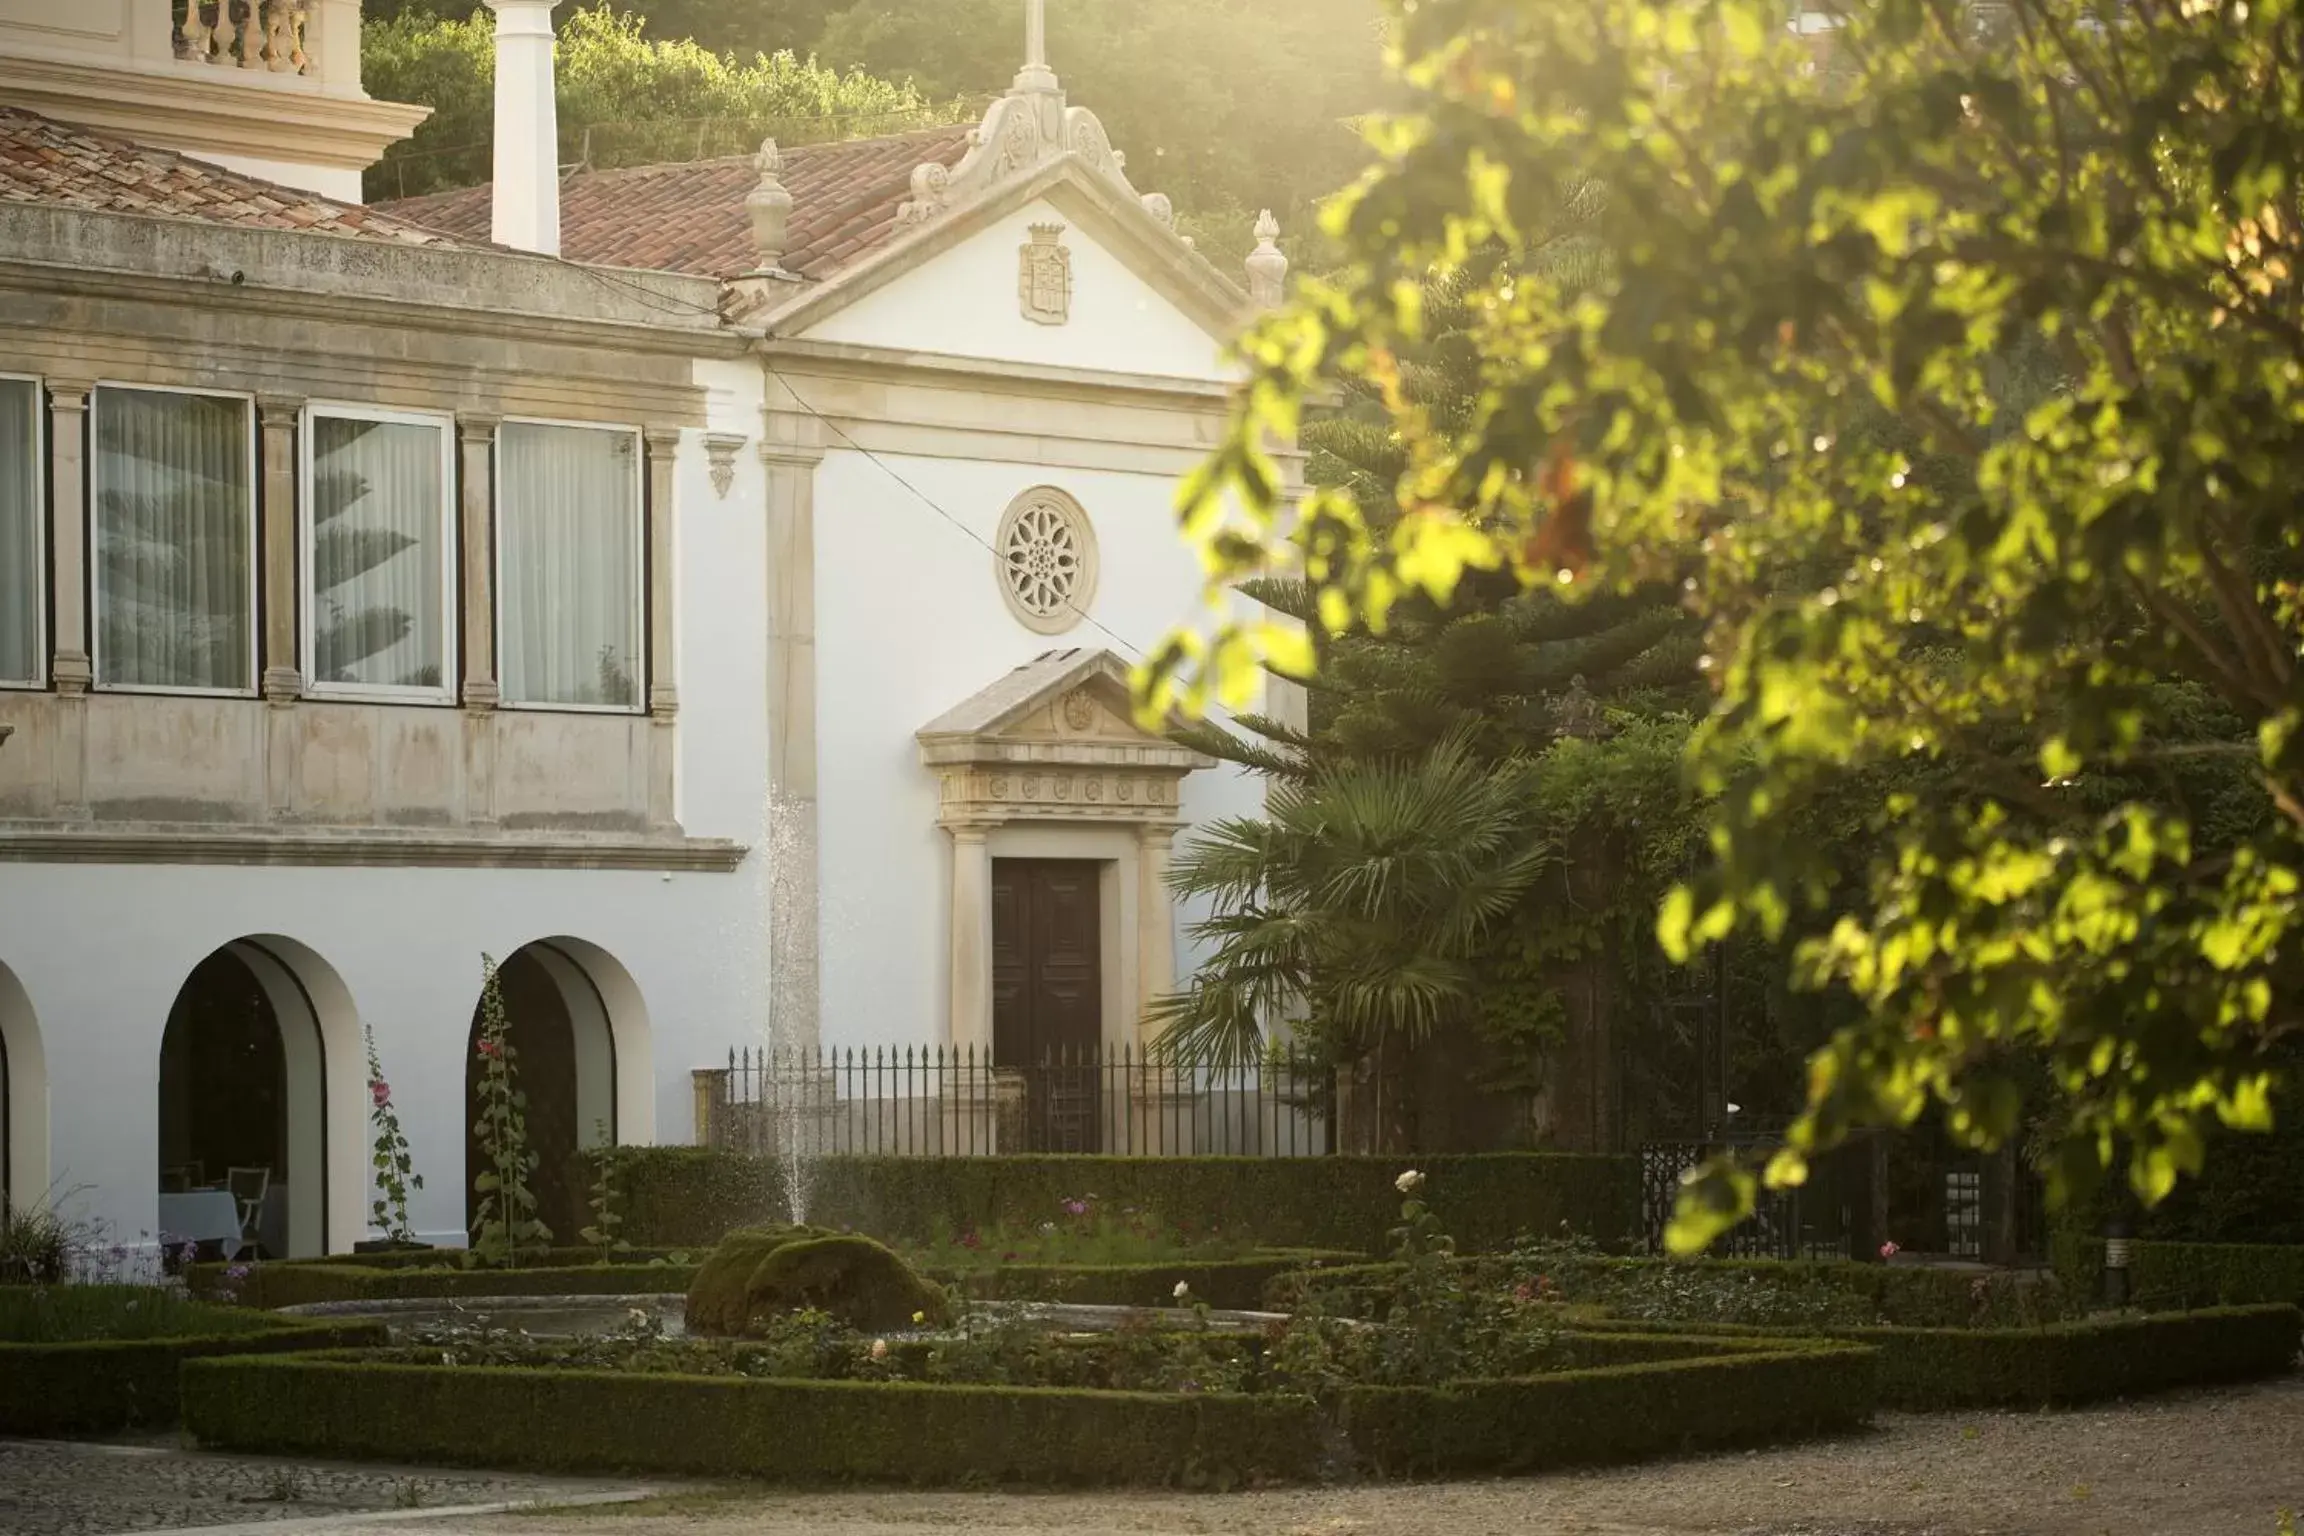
1173 1280 1192 1300
870 1338 889 1362
1395 1169 1425 1193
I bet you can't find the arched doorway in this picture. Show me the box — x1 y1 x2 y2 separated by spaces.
465 941 644 1247
0 960 45 1219
156 939 341 1259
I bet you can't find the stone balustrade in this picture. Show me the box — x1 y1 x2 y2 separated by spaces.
173 0 310 76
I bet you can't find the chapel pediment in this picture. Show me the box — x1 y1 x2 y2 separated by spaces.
917 650 1212 827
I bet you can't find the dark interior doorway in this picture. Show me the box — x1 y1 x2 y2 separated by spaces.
158 948 288 1258
992 859 1103 1152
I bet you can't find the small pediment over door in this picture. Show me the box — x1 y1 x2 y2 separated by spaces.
917 649 1211 827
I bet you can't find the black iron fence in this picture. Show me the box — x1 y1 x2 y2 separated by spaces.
694 1044 1337 1160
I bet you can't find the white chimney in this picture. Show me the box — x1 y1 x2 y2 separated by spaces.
485 0 562 256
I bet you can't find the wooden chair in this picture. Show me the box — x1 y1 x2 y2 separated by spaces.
225 1166 271 1255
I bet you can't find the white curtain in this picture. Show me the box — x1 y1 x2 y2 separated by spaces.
499 423 641 709
309 415 447 691
0 380 36 684
93 388 253 691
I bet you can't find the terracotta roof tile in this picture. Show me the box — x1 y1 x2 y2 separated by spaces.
376 123 974 280
0 108 469 247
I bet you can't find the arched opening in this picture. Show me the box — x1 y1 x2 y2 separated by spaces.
156 938 347 1259
465 940 649 1247
0 960 46 1219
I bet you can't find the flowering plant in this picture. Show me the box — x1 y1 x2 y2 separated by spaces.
1879 1240 1901 1261
366 1025 424 1245
469 954 552 1267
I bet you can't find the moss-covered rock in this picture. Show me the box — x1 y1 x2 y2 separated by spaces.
685 1228 948 1335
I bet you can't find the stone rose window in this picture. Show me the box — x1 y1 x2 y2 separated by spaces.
996 487 1097 635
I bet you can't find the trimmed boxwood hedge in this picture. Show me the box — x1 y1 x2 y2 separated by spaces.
1581 1304 2301 1408
934 1250 1357 1311
1337 1342 1875 1476
185 1260 698 1310
182 1328 1872 1485
598 1150 1637 1254
183 1353 1325 1487
2055 1237 2304 1311
0 1318 387 1434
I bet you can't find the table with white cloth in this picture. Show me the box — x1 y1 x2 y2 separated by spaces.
155 1189 246 1260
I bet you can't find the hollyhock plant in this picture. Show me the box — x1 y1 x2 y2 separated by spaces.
366 1024 424 1246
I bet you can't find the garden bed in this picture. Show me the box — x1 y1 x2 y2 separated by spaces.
1270 1253 2073 1329
179 1326 1871 1485
0 1287 387 1434
185 1258 700 1311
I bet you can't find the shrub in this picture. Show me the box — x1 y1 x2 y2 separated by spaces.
725 1235 948 1334
600 1150 1639 1254
936 1252 1354 1311
1336 1342 1876 1476
184 1260 698 1311
685 1226 831 1335
0 1285 275 1342
1852 1304 2302 1408
1270 1253 2073 1328
183 1354 1325 1487
2055 1238 2304 1311
0 1316 386 1434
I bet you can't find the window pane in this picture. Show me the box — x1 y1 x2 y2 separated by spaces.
93 388 253 691
499 423 641 709
310 414 448 692
0 380 36 684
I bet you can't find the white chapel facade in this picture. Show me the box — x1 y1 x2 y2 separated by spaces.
0 0 1294 1258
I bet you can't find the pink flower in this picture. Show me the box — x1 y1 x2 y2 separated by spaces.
1061 1198 1089 1217
1879 1240 1901 1260
370 1080 392 1108
477 1038 502 1060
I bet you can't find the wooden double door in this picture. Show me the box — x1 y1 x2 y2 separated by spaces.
991 859 1103 1152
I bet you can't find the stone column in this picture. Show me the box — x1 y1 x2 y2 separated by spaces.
1135 821 1178 1040
643 429 681 831
949 826 994 1056
643 429 681 718
763 402 826 1051
257 395 304 702
456 414 500 710
46 381 93 695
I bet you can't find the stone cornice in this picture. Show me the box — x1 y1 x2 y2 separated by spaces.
0 825 750 872
0 53 431 175
759 337 1233 408
917 737 1209 773
0 204 739 357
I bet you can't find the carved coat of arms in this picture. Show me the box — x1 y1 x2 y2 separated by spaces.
1019 223 1073 326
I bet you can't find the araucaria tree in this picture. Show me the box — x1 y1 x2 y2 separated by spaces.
1149 0 2302 1244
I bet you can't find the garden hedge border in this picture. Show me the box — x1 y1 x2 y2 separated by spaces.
179 1329 1872 1485
2054 1238 2304 1311
0 1319 387 1434
1580 1304 2301 1408
183 1353 1325 1487
596 1150 1637 1254
185 1261 699 1310
933 1250 1358 1311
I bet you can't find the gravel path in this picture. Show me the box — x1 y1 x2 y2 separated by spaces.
0 1436 659 1536
328 1376 2300 1536
8 1377 2297 1536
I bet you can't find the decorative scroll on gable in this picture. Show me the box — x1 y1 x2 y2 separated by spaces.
899 92 1179 237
